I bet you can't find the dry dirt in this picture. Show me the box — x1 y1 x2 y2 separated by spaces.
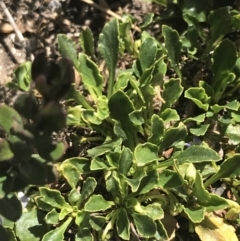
0 0 152 84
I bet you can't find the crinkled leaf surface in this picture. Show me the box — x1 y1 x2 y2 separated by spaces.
184 87 210 111
108 91 136 150
61 163 80 188
118 147 133 176
139 37 157 73
134 143 158 166
162 26 182 78
159 122 187 151
79 177 97 204
45 208 59 225
98 18 119 97
57 34 78 68
39 187 71 210
132 213 156 238
84 194 112 212
175 146 221 165
162 78 183 109
148 114 164 145
78 53 103 98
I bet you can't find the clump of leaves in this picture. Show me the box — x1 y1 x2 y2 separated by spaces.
1 1 240 240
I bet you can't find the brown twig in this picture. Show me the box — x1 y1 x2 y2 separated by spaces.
79 0 141 33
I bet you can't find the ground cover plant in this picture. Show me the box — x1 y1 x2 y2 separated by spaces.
0 0 240 240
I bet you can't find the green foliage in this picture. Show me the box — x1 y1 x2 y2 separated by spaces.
1 1 240 240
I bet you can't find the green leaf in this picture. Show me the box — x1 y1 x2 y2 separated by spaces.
37 140 63 162
68 188 81 205
0 194 22 221
61 157 91 174
119 17 133 53
0 105 23 133
162 78 183 109
181 0 207 22
200 194 229 212
162 26 182 79
141 13 154 28
96 95 109 120
90 157 111 170
132 213 156 238
61 163 80 188
108 91 136 150
129 108 145 126
204 154 240 187
89 216 106 231
14 62 31 91
75 210 91 228
19 155 57 185
190 124 210 136
36 101 66 133
98 18 119 97
148 115 164 145
0 139 14 162
15 209 48 241
14 93 38 119
184 113 206 123
79 27 95 57
139 37 157 72
134 143 158 166
59 207 72 221
211 100 240 114
135 170 159 196
78 53 103 99
84 195 112 212
79 177 97 204
160 122 187 151
0 174 14 198
143 203 164 220
76 228 93 241
183 206 205 223
34 196 52 212
57 34 78 68
158 170 183 188
154 220 169 241
184 87 210 111
159 108 180 123
88 139 122 158
176 146 221 165
45 209 59 225
118 147 133 176
39 187 72 210
208 7 233 51
116 208 130 240
225 124 240 145
42 217 72 241
212 39 237 85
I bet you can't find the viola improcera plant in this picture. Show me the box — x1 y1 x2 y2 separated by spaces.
0 0 240 240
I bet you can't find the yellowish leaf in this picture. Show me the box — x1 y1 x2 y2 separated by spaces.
195 214 238 241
